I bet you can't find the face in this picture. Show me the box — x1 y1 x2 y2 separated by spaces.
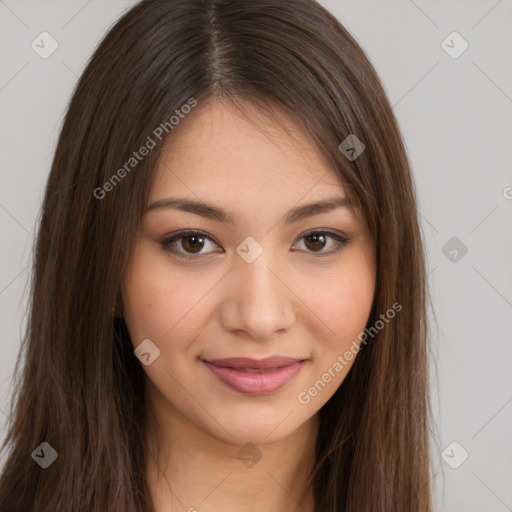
121 99 376 447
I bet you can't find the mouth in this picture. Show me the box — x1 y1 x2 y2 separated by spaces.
201 356 306 395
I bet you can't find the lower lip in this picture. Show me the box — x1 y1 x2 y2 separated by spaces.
202 360 304 395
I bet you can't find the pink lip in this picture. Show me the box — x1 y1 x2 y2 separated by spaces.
202 356 305 395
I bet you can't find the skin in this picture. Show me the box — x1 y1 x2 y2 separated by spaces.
121 99 376 512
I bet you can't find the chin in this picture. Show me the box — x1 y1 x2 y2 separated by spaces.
201 404 310 446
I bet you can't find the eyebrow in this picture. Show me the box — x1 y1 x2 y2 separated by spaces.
145 195 350 225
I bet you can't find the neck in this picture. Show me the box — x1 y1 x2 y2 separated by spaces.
144 388 319 512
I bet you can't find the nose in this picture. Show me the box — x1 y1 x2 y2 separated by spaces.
220 253 296 340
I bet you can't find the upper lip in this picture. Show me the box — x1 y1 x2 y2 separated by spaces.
203 356 304 370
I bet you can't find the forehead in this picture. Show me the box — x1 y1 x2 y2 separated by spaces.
151 99 345 200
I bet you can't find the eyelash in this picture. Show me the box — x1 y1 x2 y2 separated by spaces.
160 229 352 260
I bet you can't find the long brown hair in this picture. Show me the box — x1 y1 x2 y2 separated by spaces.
0 0 434 510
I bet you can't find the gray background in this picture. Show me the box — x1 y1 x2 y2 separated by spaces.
1 1 511 510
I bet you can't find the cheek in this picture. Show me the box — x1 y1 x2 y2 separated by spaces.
122 238 376 353
123 248 219 348
309 253 375 350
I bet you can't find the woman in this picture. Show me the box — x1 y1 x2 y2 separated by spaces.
0 0 434 510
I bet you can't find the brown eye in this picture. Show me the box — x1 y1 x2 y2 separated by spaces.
293 230 351 256
181 234 206 253
161 230 222 259
304 233 327 252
